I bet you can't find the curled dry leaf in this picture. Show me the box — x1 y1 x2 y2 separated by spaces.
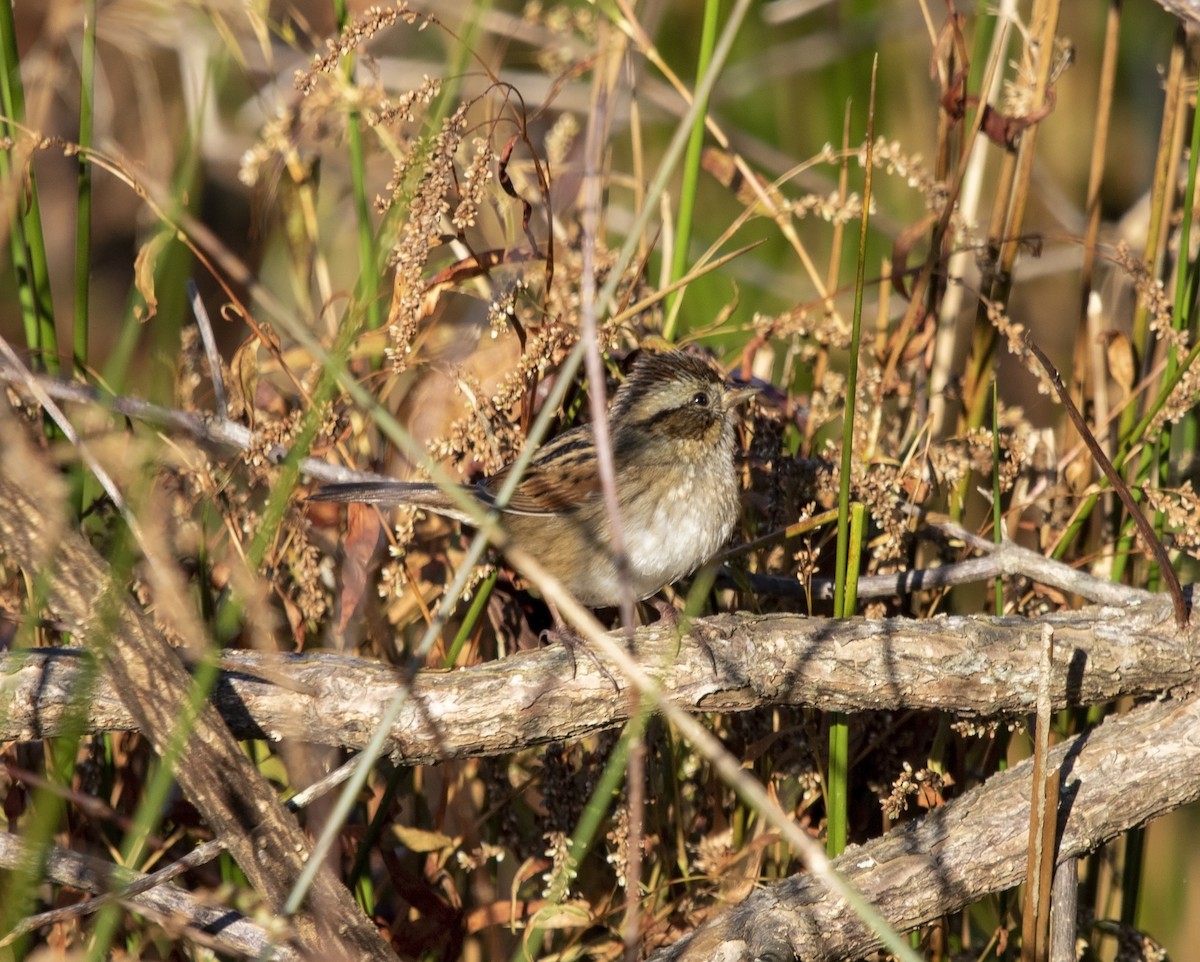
335 500 384 636
1102 330 1136 396
132 233 169 323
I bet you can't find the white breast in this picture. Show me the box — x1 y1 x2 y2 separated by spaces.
568 461 738 605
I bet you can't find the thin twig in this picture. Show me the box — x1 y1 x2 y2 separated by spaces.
0 333 134 520
188 279 228 420
726 520 1151 607
1025 334 1188 628
577 24 644 962
0 361 383 484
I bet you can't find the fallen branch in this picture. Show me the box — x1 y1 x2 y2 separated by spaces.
651 689 1200 961
0 593 1194 761
0 831 300 961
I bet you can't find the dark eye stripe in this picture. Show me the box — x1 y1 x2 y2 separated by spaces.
632 403 719 441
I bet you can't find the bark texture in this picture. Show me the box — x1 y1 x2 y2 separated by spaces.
0 599 1192 762
651 692 1200 961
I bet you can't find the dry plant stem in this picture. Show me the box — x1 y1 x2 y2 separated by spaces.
1049 857 1079 961
4 753 365 942
578 21 643 957
966 0 1061 431
1025 335 1188 628
0 443 396 959
0 362 377 484
579 22 634 634
0 832 301 961
1021 624 1056 962
4 595 1192 758
648 691 1200 962
995 0 1060 275
825 103 851 312
1131 23 1185 357
928 3 1013 438
188 278 227 420
1073 0 1121 448
1035 772 1059 959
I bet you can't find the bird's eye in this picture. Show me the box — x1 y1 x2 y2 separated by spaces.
692 391 710 406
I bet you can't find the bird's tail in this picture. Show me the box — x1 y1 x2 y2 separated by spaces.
307 481 475 522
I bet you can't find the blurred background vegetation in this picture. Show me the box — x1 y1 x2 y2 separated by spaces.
0 1 1179 385
1 0 1198 959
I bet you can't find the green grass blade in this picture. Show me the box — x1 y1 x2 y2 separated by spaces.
335 0 381 332
0 0 57 372
663 0 720 338
993 380 1003 615
74 0 96 374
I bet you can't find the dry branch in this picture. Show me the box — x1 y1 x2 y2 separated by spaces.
0 422 398 962
1155 0 1200 24
1 597 1195 762
0 832 300 961
651 690 1200 961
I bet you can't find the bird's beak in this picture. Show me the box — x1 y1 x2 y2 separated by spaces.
724 385 756 409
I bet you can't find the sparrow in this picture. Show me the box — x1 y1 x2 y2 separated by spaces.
309 349 751 608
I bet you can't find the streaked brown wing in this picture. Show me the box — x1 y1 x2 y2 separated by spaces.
480 424 601 515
